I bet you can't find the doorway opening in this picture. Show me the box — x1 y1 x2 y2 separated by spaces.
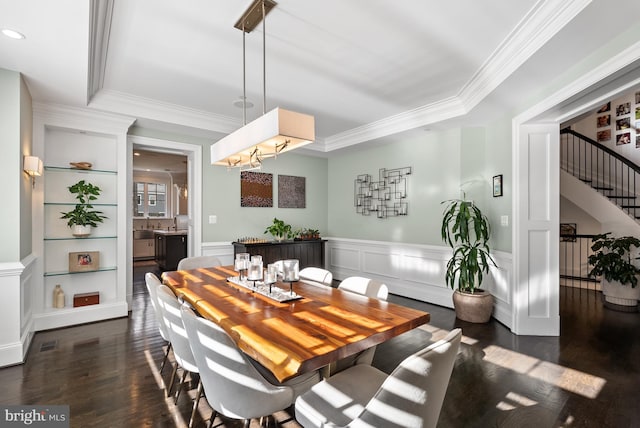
126 135 203 307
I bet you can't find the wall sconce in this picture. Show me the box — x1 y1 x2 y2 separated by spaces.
24 155 43 187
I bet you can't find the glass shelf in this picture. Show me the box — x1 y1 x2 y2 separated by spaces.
44 266 117 277
44 166 117 175
44 236 117 241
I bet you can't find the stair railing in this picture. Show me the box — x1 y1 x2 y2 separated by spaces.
559 233 599 290
560 128 640 220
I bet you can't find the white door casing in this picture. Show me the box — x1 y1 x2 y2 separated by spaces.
513 123 560 335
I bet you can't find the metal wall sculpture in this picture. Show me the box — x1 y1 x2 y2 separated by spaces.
354 166 412 218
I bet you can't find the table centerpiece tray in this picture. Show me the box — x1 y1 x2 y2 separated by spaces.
227 276 303 303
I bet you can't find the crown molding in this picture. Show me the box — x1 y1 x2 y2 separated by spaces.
89 89 241 134
323 97 466 152
458 0 592 111
33 102 135 133
87 0 113 104
82 0 591 152
321 0 592 152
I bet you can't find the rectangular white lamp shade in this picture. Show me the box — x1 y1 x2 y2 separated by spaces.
211 107 315 167
24 155 43 176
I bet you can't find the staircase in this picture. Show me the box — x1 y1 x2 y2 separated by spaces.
560 128 640 222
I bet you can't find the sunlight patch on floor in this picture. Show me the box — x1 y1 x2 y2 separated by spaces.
483 345 606 399
418 324 478 345
496 391 538 411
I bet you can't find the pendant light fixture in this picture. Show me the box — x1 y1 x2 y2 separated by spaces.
211 0 315 169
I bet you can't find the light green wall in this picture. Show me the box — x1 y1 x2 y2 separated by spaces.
19 75 33 260
0 69 23 262
203 152 328 242
129 126 329 243
327 129 462 244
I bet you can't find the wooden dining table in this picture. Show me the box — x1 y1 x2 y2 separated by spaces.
161 265 430 382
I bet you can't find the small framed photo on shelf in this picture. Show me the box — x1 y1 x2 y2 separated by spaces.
68 251 99 273
493 174 503 197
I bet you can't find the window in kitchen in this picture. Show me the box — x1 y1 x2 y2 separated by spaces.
134 182 167 217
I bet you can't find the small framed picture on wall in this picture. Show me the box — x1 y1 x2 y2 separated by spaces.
493 174 503 197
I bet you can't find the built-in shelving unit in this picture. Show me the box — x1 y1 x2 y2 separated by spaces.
32 105 134 331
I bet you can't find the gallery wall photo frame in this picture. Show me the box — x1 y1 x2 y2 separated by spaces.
560 223 577 242
68 251 100 273
493 174 503 197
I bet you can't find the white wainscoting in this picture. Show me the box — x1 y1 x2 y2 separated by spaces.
201 241 235 266
326 237 513 329
200 238 514 329
0 254 36 367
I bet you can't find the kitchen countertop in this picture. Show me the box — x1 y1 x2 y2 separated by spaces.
153 230 188 236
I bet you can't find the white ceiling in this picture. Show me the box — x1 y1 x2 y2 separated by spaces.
1 0 640 154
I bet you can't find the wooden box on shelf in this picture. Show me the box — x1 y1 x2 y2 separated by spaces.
73 292 100 307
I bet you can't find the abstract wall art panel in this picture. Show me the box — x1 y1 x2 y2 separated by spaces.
278 175 306 208
241 171 273 207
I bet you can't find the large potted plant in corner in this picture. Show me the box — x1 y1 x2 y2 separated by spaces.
264 217 294 242
60 180 107 237
587 233 640 310
441 197 497 323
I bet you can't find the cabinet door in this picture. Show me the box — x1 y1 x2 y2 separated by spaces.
165 235 187 271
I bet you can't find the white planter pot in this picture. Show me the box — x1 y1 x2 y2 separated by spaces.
602 279 640 306
72 225 92 237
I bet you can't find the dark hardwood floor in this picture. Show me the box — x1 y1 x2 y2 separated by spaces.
1 264 638 427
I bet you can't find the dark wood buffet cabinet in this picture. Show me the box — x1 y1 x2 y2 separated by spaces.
232 239 326 269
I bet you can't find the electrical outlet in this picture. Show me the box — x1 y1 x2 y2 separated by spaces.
209 215 217 224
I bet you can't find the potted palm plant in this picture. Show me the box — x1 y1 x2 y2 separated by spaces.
60 180 107 237
441 197 497 322
264 218 294 242
587 233 640 309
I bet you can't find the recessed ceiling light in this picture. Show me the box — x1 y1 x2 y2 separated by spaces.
2 28 26 40
133 152 140 156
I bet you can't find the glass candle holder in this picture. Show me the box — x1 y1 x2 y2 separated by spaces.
283 259 299 282
248 257 264 284
265 263 278 293
235 253 250 280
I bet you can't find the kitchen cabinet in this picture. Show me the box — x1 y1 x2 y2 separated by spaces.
133 238 155 260
232 240 326 269
155 232 187 271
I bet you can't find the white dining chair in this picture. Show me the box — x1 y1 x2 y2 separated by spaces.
181 305 308 428
338 276 389 300
334 276 390 371
144 272 172 373
299 267 333 288
177 255 222 270
156 285 202 428
295 328 462 428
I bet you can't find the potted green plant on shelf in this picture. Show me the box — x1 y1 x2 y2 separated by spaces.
441 197 496 323
264 218 294 242
587 233 640 309
296 228 321 240
60 180 107 237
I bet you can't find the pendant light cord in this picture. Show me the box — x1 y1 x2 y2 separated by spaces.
242 22 247 125
262 0 266 115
